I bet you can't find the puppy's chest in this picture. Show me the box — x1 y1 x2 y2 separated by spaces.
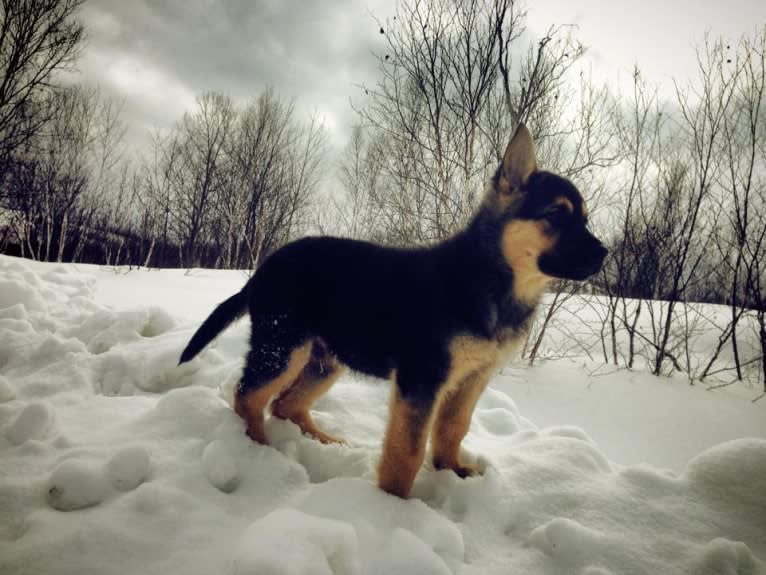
445 296 535 386
447 330 523 386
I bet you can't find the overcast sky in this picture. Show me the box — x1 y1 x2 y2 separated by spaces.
76 0 766 155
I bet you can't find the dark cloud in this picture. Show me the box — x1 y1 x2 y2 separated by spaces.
75 0 766 157
76 0 392 152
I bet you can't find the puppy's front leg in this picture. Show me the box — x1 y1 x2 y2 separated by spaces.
431 369 491 478
377 384 435 498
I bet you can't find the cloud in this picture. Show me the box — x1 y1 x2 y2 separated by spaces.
77 0 392 153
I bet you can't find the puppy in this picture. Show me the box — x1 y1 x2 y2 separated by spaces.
179 124 607 498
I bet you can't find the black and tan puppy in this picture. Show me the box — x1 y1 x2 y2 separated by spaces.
179 124 607 498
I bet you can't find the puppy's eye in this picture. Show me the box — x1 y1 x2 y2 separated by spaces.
543 206 569 225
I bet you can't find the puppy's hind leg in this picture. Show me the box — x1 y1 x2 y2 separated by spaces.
271 341 346 444
234 329 312 444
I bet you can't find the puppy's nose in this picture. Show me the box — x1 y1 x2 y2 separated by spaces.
596 243 608 260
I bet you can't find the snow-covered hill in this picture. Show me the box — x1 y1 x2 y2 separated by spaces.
1 254 765 574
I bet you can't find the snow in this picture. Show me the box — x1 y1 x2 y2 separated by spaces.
47 458 109 511
1 254 765 575
107 445 151 492
501 362 766 472
202 439 240 493
5 402 55 445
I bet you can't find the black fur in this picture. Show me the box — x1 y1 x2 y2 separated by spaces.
180 159 605 411
180 211 536 406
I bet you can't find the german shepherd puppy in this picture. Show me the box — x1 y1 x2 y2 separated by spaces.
179 124 607 498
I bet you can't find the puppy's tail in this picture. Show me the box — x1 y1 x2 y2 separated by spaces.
179 290 247 364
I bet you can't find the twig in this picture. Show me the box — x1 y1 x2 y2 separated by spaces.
705 380 738 391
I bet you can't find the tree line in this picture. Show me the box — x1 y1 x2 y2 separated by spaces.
0 1 324 269
1 0 764 390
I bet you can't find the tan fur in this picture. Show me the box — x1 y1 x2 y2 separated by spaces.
234 342 312 443
378 386 433 498
447 334 521 384
491 176 517 213
429 334 522 476
431 368 491 477
270 358 346 444
501 219 554 303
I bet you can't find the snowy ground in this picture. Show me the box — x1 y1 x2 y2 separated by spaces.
1 254 765 575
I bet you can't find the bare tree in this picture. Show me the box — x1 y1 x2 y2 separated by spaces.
643 36 739 376
215 90 325 269
355 0 586 243
170 91 235 267
599 69 664 368
134 130 181 267
599 37 748 379
3 84 125 263
133 89 326 270
329 123 387 240
702 29 766 389
0 0 84 174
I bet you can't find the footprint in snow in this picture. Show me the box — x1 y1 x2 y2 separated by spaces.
139 308 175 338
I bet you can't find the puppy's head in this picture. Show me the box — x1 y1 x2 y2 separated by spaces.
486 124 607 294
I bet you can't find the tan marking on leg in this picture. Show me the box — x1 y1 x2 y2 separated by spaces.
436 334 523 477
233 342 312 444
377 387 432 498
432 369 491 477
271 359 346 445
501 219 554 303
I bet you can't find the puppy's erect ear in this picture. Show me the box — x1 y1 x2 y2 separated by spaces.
500 123 537 193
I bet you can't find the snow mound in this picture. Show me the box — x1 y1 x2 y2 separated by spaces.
68 307 175 355
0 276 48 315
691 538 761 575
5 402 55 445
202 439 240 493
231 508 359 575
528 517 614 569
371 528 453 575
684 438 766 508
296 479 465 571
48 459 109 511
107 446 151 491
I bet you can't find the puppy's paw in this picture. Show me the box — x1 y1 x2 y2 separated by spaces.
433 457 481 479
